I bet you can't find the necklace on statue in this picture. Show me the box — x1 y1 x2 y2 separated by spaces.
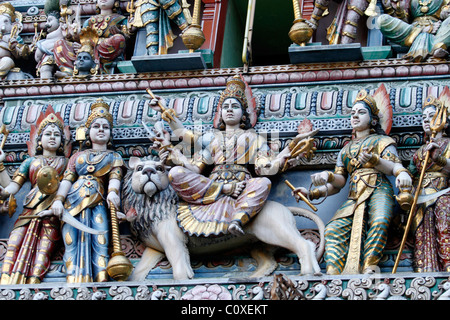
418 0 432 13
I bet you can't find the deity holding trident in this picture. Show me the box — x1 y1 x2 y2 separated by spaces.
393 87 450 273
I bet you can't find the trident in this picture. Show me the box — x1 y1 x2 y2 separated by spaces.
392 101 448 273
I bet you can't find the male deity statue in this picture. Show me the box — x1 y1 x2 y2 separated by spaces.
0 2 29 78
35 2 65 79
131 0 191 55
377 0 450 61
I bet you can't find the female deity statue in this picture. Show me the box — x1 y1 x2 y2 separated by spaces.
377 0 450 61
50 99 124 283
0 106 71 284
407 90 450 272
55 0 131 75
149 75 316 236
292 87 412 275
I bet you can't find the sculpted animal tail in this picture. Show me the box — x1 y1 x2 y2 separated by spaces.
287 207 325 261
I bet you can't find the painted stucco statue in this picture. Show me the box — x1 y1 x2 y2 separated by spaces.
131 0 191 55
122 154 325 280
34 1 65 79
148 74 318 237
377 0 450 61
307 0 373 44
407 88 450 272
293 85 413 275
50 99 125 283
55 0 132 75
0 106 71 285
0 2 29 78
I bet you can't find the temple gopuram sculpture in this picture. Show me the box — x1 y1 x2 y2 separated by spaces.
0 106 71 285
34 0 64 79
0 0 449 302
130 0 191 55
50 99 130 283
0 2 30 79
378 0 450 61
54 0 133 76
306 0 374 44
293 86 412 275
402 88 450 272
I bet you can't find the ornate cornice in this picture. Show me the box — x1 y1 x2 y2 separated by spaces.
1 59 449 99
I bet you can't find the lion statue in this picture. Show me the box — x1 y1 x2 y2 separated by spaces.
122 155 325 281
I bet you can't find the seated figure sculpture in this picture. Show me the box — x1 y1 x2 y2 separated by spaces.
149 74 316 236
0 2 29 78
54 0 132 76
377 0 450 61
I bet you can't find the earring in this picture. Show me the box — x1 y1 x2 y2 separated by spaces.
90 66 98 75
85 140 91 148
36 141 43 153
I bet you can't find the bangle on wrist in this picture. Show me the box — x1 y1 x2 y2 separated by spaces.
310 188 321 200
394 167 410 177
326 171 335 183
368 154 380 166
54 195 65 203
108 188 120 195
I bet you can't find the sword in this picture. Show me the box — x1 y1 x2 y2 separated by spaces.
417 187 450 204
18 210 106 235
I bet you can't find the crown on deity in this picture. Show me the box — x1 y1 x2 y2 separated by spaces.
85 98 113 128
423 95 443 109
218 75 248 110
36 105 65 137
0 2 15 21
78 27 98 57
214 74 259 128
27 105 72 157
354 89 379 116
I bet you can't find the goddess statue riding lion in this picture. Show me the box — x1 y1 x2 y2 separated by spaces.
122 75 325 280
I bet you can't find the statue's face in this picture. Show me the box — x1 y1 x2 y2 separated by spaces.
129 157 170 197
0 14 12 35
97 0 116 10
350 102 372 132
75 51 95 72
89 118 111 146
221 98 243 127
45 14 60 33
422 105 437 136
41 124 62 152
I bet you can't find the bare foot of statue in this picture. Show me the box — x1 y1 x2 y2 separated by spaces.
433 48 449 59
228 221 245 236
222 181 246 198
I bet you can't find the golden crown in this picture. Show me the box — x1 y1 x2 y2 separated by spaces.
0 2 15 21
86 98 113 128
423 95 443 109
354 89 379 116
37 108 65 137
218 75 247 109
